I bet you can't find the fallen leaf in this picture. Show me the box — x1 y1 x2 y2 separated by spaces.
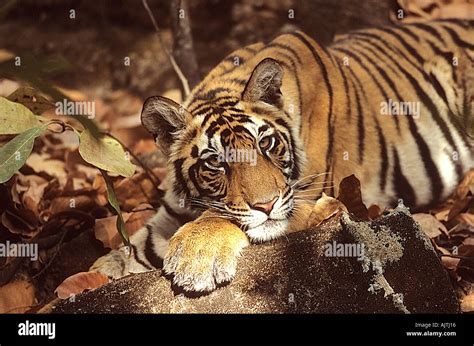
367 204 382 220
456 170 474 199
17 174 49 220
54 272 109 299
26 153 67 182
307 193 347 229
441 255 460 271
0 280 36 313
337 174 369 220
461 293 474 313
457 244 474 257
8 87 55 115
115 171 162 211
413 213 449 238
49 195 97 214
456 213 474 226
447 196 472 221
94 213 131 250
94 207 155 249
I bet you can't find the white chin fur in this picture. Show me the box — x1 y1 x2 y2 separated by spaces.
245 219 289 243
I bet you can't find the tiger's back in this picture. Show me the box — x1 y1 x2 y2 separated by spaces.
186 19 474 209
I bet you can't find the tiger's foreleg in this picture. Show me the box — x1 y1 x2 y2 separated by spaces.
163 210 249 292
90 194 193 279
287 195 347 233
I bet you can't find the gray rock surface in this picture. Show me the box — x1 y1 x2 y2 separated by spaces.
45 207 459 313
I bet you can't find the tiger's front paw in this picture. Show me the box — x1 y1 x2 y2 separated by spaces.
163 216 249 293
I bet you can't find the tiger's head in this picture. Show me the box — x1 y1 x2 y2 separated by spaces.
141 58 303 242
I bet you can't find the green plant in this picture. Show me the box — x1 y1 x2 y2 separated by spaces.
0 90 135 247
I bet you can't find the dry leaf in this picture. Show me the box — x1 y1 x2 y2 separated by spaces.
441 255 460 271
94 213 131 250
0 280 36 313
456 213 474 226
54 272 109 299
456 170 474 200
26 153 67 183
367 204 382 220
460 293 474 313
94 208 155 249
307 193 347 229
413 213 448 238
337 174 369 220
49 195 96 214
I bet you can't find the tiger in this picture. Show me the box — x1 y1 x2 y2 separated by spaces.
91 19 473 293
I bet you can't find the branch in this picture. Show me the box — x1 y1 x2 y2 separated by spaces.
142 0 191 98
170 0 200 89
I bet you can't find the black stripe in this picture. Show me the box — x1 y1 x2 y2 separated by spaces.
289 32 334 190
392 147 416 207
354 30 468 154
265 42 303 64
440 24 474 49
429 72 450 107
194 87 233 101
172 158 191 196
375 122 389 192
395 25 421 43
275 118 301 180
383 27 424 64
189 97 239 115
349 39 447 199
405 109 444 203
411 23 447 45
350 75 365 164
354 30 459 118
346 67 389 192
333 46 401 133
334 60 351 122
131 244 153 270
144 225 164 268
162 201 195 224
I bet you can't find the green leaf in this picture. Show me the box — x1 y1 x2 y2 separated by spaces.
0 97 41 134
78 130 135 178
0 124 49 183
100 170 130 248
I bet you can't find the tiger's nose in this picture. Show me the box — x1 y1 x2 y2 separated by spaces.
252 196 278 215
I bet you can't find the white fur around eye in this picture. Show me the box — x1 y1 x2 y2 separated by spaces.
260 135 275 152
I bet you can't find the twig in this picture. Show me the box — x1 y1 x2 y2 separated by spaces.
142 0 191 98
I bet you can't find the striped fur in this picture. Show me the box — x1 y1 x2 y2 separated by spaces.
91 20 473 291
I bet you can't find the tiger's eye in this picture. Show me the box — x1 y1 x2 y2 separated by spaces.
203 155 221 169
259 136 274 151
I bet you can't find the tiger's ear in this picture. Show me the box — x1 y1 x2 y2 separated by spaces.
141 96 190 156
242 58 283 108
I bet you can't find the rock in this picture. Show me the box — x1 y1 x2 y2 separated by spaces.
43 206 459 313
